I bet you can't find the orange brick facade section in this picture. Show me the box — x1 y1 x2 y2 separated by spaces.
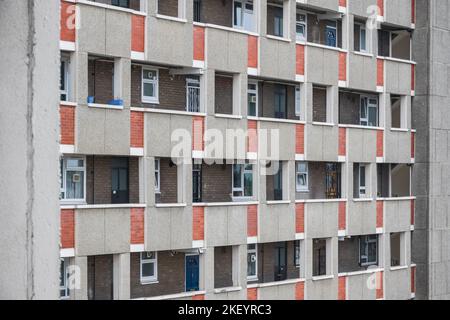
376 272 384 299
60 105 75 145
377 59 384 87
296 45 305 76
130 111 144 148
192 294 205 300
339 0 347 7
295 282 305 300
247 288 258 300
295 124 305 155
338 276 347 300
247 205 258 237
338 201 346 231
61 209 75 249
248 36 258 68
248 120 258 153
411 0 416 24
411 199 415 226
376 130 384 158
131 15 145 52
411 266 416 294
60 1 76 42
193 26 205 61
377 0 384 16
193 117 205 151
130 208 145 245
295 203 305 234
193 206 205 241
411 64 415 92
339 127 346 157
339 52 347 81
376 200 384 229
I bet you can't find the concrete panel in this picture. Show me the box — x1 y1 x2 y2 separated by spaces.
257 283 296 300
259 203 296 243
305 278 338 299
384 130 412 163
347 200 377 236
306 202 339 239
306 0 340 12
306 124 339 161
385 60 413 95
306 46 339 86
385 200 412 233
348 0 378 17
77 5 106 55
105 10 131 57
346 272 378 300
204 206 248 247
347 128 377 163
385 268 411 300
259 37 296 81
348 53 377 92
258 121 296 161
385 0 413 28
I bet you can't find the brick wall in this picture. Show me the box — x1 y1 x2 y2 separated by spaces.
214 246 233 289
194 26 205 61
158 0 178 17
193 206 205 241
296 162 327 200
338 276 346 300
215 75 233 115
156 158 178 204
131 65 188 111
130 111 144 148
88 59 114 104
295 203 305 234
131 208 144 244
313 87 327 122
88 255 113 300
60 105 75 145
247 205 258 237
132 15 145 52
200 0 232 27
201 163 232 203
296 45 305 75
248 36 258 68
130 252 185 299
60 209 75 249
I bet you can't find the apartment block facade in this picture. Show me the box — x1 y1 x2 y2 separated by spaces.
57 0 420 300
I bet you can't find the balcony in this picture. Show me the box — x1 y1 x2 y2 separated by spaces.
296 162 342 200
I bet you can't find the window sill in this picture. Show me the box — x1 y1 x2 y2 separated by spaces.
390 265 408 271
248 116 305 125
130 106 207 117
60 101 77 107
88 103 124 110
213 286 242 294
296 189 310 193
266 200 291 205
156 14 187 24
77 0 146 16
352 51 374 58
155 203 187 208
193 21 259 37
141 99 160 105
140 280 159 286
215 113 243 120
306 42 346 53
390 128 409 132
312 275 334 281
338 124 383 131
312 122 335 127
353 198 374 202
266 35 291 43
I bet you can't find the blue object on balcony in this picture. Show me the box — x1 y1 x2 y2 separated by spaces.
87 96 95 104
109 99 123 106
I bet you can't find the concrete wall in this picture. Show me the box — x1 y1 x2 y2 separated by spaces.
0 0 60 299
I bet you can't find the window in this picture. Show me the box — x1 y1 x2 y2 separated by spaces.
378 30 390 57
359 235 378 266
193 0 201 22
390 233 403 267
274 85 287 119
60 157 85 202
60 58 69 101
391 95 403 128
325 21 337 47
193 164 202 203
360 96 378 127
233 0 255 32
296 162 308 192
359 164 366 197
142 68 159 104
296 12 307 41
154 159 160 193
233 163 253 198
313 86 327 123
60 258 70 299
354 22 367 52
295 85 301 117
186 77 200 113
140 252 158 283
274 162 283 201
294 240 301 267
111 0 130 8
247 244 257 280
313 239 327 276
247 82 258 117
273 8 284 37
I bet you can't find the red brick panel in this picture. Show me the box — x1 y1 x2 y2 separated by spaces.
376 272 384 299
411 64 415 92
338 201 346 231
193 206 205 241
61 1 76 42
377 59 384 87
377 0 384 16
193 26 205 61
411 266 416 294
247 288 258 300
130 111 144 148
295 124 305 155
130 208 144 245
411 199 415 226
247 120 258 153
60 105 75 145
192 294 205 300
296 203 305 234
296 45 305 76
411 0 416 24
193 116 205 151
411 132 415 159
248 36 258 68
61 209 75 249
131 15 145 53
247 205 258 237
376 130 384 158
295 282 305 300
376 200 384 229
339 52 347 81
338 276 347 300
339 0 347 7
339 127 346 157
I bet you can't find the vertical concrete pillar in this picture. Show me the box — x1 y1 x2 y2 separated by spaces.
258 0 268 37
304 82 313 123
113 253 130 300
379 92 388 128
114 58 131 107
286 160 296 201
70 256 89 300
258 161 268 203
202 247 215 293
233 73 247 117
145 156 156 206
204 69 216 115
74 51 89 105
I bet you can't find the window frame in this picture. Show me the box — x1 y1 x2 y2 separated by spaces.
140 251 158 283
295 85 301 118
294 240 301 268
59 258 70 299
354 22 367 53
325 20 338 48
247 81 258 117
247 244 258 281
141 67 159 104
111 0 130 8
154 158 161 193
296 11 307 42
296 162 309 192
359 235 378 267
232 163 253 200
359 164 367 197
360 95 378 127
233 0 255 32
60 156 86 204
186 77 201 113
60 57 69 102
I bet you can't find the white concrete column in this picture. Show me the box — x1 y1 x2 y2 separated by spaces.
70 256 89 300
114 57 131 107
202 248 215 293
74 51 89 105
113 253 130 300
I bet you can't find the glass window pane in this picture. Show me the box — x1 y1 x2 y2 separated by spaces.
65 171 84 199
142 262 154 278
244 172 253 196
361 29 366 50
233 165 242 188
144 83 154 98
234 2 242 26
67 159 83 168
368 107 378 126
143 70 156 80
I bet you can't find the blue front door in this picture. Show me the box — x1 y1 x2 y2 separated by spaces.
185 255 200 292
